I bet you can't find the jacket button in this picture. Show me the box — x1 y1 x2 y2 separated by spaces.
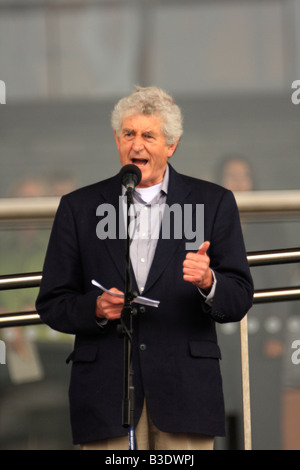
214 311 225 321
139 306 146 314
139 343 147 351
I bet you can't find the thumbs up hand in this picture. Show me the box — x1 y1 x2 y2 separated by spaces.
183 241 213 292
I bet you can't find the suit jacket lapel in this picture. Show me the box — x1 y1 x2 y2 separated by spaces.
97 174 129 286
98 173 140 293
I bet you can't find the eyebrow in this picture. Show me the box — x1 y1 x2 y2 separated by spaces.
121 128 156 137
121 128 134 135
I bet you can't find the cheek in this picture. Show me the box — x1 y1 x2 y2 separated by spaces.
119 143 131 157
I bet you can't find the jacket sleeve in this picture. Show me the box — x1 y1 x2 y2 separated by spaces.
35 196 101 335
208 189 254 323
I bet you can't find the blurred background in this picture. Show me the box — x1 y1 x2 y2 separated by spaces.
0 0 300 450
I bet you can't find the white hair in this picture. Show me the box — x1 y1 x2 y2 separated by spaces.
111 86 183 145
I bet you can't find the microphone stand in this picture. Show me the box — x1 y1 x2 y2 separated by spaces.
119 186 137 450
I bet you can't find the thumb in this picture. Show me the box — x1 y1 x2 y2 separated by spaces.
197 241 210 255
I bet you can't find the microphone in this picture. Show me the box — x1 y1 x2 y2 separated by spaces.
120 164 142 191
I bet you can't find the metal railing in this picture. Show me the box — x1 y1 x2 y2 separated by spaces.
248 247 300 304
0 191 300 327
1 189 300 222
0 247 300 328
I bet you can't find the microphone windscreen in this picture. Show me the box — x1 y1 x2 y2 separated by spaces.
119 164 142 187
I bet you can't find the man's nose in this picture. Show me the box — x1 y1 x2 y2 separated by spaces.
132 136 144 151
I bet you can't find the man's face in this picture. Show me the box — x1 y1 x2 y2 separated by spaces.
222 160 253 192
114 114 178 188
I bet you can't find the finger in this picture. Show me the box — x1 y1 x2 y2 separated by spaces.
185 242 210 261
97 298 122 320
183 258 199 268
183 256 209 268
197 241 210 255
105 307 122 320
183 272 203 284
105 288 124 304
101 294 119 305
183 267 206 280
183 275 195 283
184 253 199 262
109 287 125 296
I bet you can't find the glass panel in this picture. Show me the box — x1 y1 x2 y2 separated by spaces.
0 325 74 449
149 2 285 94
0 220 75 450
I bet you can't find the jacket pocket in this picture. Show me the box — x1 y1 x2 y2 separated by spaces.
66 344 98 364
189 340 222 360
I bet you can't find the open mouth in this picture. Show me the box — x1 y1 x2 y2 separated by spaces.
131 158 148 168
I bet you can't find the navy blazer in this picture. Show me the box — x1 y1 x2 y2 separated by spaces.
36 164 253 445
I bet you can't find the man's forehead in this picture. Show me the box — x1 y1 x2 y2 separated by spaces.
121 113 163 131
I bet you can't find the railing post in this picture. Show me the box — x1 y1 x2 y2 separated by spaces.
240 316 252 450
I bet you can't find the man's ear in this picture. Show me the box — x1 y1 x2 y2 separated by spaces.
167 138 180 158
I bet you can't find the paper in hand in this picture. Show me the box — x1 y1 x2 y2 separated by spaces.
91 279 160 308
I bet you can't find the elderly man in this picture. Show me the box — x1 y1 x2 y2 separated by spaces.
36 86 253 450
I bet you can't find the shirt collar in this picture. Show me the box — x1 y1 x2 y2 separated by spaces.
161 163 169 195
121 163 169 196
